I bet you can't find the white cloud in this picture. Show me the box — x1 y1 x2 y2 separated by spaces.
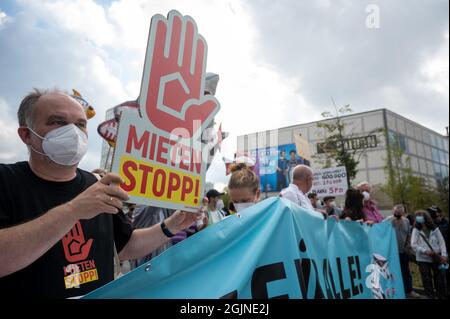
0 9 12 31
0 98 27 162
0 1 135 170
106 0 152 52
0 10 7 25
18 0 115 46
1 0 448 182
244 0 449 134
419 31 449 96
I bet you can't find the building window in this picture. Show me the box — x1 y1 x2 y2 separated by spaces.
434 163 442 178
432 148 440 163
437 137 443 150
423 132 431 145
438 150 446 164
441 165 449 178
388 130 407 152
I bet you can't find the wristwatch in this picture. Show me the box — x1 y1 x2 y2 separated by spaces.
160 221 175 238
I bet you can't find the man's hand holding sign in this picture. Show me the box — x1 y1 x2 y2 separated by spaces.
69 173 129 219
112 10 220 212
0 10 213 298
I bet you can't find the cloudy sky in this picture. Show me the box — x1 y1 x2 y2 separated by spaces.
0 0 448 190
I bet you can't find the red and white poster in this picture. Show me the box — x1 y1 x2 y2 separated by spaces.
111 10 220 211
311 166 348 197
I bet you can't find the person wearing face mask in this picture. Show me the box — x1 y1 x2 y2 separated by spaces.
411 211 448 299
427 206 450 294
428 206 449 254
0 89 201 298
385 205 423 298
356 181 384 224
205 189 226 226
323 196 342 218
227 163 260 214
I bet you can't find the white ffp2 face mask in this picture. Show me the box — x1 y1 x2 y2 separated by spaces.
28 124 88 166
362 191 371 201
216 199 225 211
234 202 255 213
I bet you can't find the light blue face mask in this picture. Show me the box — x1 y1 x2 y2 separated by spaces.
439 263 449 270
415 216 425 224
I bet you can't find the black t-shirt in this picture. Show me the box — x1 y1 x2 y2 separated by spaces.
0 162 134 298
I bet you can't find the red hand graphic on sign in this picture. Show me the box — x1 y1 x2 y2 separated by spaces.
62 221 93 263
141 11 219 137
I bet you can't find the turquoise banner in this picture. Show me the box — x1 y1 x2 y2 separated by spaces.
84 197 404 299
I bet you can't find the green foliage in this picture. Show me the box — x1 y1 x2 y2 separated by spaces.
221 187 231 210
436 176 449 217
315 104 383 187
381 135 444 213
407 176 439 213
380 135 411 205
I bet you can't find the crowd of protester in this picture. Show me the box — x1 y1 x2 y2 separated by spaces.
0 89 447 299
117 161 449 299
110 160 449 299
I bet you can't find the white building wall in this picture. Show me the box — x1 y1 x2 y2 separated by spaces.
368 169 385 185
237 109 449 200
363 113 383 132
366 149 386 169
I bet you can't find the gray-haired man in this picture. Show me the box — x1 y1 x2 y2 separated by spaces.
0 89 201 298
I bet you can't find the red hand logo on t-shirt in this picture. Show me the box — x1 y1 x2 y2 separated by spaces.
62 221 93 263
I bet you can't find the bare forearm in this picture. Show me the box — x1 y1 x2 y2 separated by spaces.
0 204 78 277
119 211 201 261
118 224 170 261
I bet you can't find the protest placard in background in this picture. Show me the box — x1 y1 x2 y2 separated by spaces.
294 133 311 162
311 166 348 197
111 10 220 211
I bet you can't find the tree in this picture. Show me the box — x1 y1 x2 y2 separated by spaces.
436 176 449 216
381 133 439 213
380 134 411 205
315 103 382 187
406 175 439 213
221 186 231 211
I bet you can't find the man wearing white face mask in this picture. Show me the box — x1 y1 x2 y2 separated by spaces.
205 189 225 225
356 181 384 224
0 89 201 298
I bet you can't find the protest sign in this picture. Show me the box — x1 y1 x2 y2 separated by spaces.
111 10 220 211
294 133 311 162
311 166 348 197
97 100 139 147
84 197 404 299
97 118 118 147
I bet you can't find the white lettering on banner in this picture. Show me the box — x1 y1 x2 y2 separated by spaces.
311 166 348 197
